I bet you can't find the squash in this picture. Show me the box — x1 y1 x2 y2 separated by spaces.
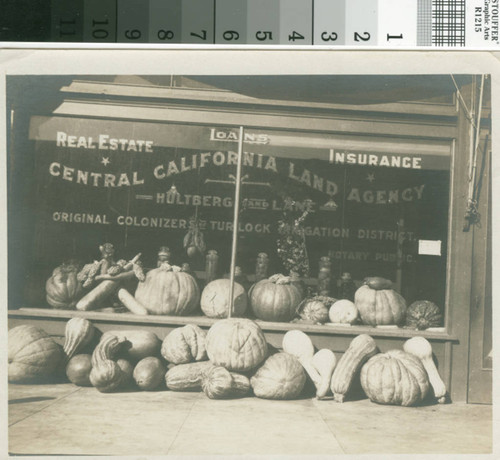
328 299 358 325
117 358 135 387
117 288 148 315
101 330 161 362
360 349 430 406
403 336 447 403
250 274 303 322
8 325 65 383
405 301 443 330
206 318 268 372
311 349 337 399
76 280 121 311
363 276 393 290
135 264 200 315
296 297 332 324
282 330 321 387
165 361 213 391
89 359 124 393
201 366 251 399
161 324 207 364
354 284 406 326
90 334 131 393
65 354 92 386
92 334 131 367
133 357 167 391
250 352 306 400
63 317 96 360
46 261 83 309
330 334 378 403
200 279 247 318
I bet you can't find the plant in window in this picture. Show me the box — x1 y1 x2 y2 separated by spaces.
276 197 311 277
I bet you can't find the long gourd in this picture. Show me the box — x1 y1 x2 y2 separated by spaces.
76 280 120 311
403 336 447 403
330 334 378 403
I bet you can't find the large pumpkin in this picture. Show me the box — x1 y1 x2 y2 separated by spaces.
354 285 406 326
206 318 268 372
200 279 247 318
250 274 303 322
135 264 200 315
46 262 83 309
360 349 430 406
9 325 64 383
405 300 443 330
250 352 306 400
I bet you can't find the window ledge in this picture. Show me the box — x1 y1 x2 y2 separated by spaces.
9 307 457 342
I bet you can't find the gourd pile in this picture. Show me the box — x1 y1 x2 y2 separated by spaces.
44 242 443 330
8 317 448 406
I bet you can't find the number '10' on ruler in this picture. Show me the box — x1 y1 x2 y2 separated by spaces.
52 0 420 46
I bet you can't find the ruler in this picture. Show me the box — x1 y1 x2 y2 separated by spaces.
1 0 498 47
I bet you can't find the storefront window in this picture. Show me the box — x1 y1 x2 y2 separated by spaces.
8 75 464 334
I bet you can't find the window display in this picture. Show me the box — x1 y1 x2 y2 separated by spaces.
8 76 456 334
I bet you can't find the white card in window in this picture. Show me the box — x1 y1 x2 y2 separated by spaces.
418 240 442 256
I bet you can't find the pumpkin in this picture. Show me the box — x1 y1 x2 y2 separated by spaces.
249 273 303 322
165 361 213 391
8 325 64 383
135 264 200 315
206 318 268 372
65 354 92 386
330 334 378 403
354 285 406 326
46 261 83 309
360 349 430 406
328 299 358 325
133 357 167 391
200 279 247 318
161 324 207 364
250 352 306 400
201 366 251 399
296 296 332 324
405 300 443 330
63 317 96 360
101 330 161 362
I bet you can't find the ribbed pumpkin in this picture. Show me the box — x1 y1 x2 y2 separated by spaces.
206 318 268 372
8 325 64 383
354 285 406 326
135 264 200 315
46 262 83 309
360 349 430 406
250 352 306 400
405 300 443 330
161 324 207 364
250 274 303 322
201 279 248 318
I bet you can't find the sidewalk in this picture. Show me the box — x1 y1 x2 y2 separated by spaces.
8 383 493 456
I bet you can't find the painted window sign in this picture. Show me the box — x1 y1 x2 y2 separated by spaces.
29 116 450 302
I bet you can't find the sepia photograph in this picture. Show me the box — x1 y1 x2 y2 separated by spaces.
2 50 495 457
